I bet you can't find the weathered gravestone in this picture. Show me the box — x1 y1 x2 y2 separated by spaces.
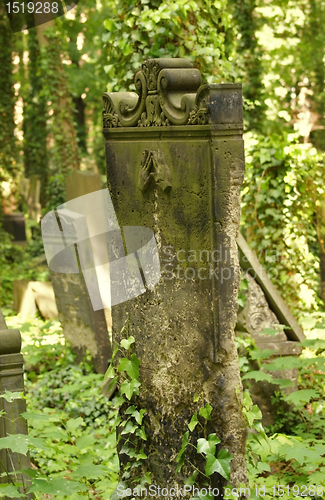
65 170 112 331
42 201 112 375
236 233 305 426
103 58 248 493
0 308 32 499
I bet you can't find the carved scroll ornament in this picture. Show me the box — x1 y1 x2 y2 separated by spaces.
102 58 209 128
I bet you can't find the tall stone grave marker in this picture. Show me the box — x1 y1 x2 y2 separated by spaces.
0 309 32 499
103 58 247 492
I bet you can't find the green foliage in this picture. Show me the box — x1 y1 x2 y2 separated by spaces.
228 0 267 131
0 238 49 309
175 394 233 484
37 26 79 209
0 3 22 213
23 26 48 205
1 316 119 499
241 132 323 315
235 316 325 498
102 0 235 93
104 319 150 492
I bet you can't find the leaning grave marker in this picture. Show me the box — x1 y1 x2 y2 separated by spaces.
236 232 305 426
103 58 248 491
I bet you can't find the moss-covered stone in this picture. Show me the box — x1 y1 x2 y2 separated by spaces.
104 60 248 496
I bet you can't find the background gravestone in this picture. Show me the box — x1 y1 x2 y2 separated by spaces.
104 58 248 492
0 309 32 499
47 205 112 374
65 170 112 331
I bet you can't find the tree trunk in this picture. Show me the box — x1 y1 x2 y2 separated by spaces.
0 2 20 215
23 20 48 206
34 17 79 209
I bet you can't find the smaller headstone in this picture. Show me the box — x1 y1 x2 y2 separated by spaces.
65 170 102 201
42 206 112 374
2 213 26 244
0 308 32 499
65 170 112 330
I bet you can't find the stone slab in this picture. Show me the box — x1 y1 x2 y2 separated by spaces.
237 231 305 342
104 59 248 490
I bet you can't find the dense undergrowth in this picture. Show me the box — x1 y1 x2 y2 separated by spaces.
1 315 119 499
1 160 325 497
1 310 325 499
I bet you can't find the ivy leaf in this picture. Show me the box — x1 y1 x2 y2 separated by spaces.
135 409 146 425
112 396 125 408
104 364 115 379
136 426 147 441
199 403 212 420
193 394 200 402
175 431 189 473
124 406 145 424
120 336 135 350
120 379 141 400
125 405 137 415
184 470 198 486
121 421 138 435
136 450 148 460
118 353 141 380
205 448 232 480
198 491 214 500
188 411 198 432
197 434 220 456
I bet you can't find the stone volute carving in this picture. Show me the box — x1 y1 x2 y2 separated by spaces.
102 58 209 128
